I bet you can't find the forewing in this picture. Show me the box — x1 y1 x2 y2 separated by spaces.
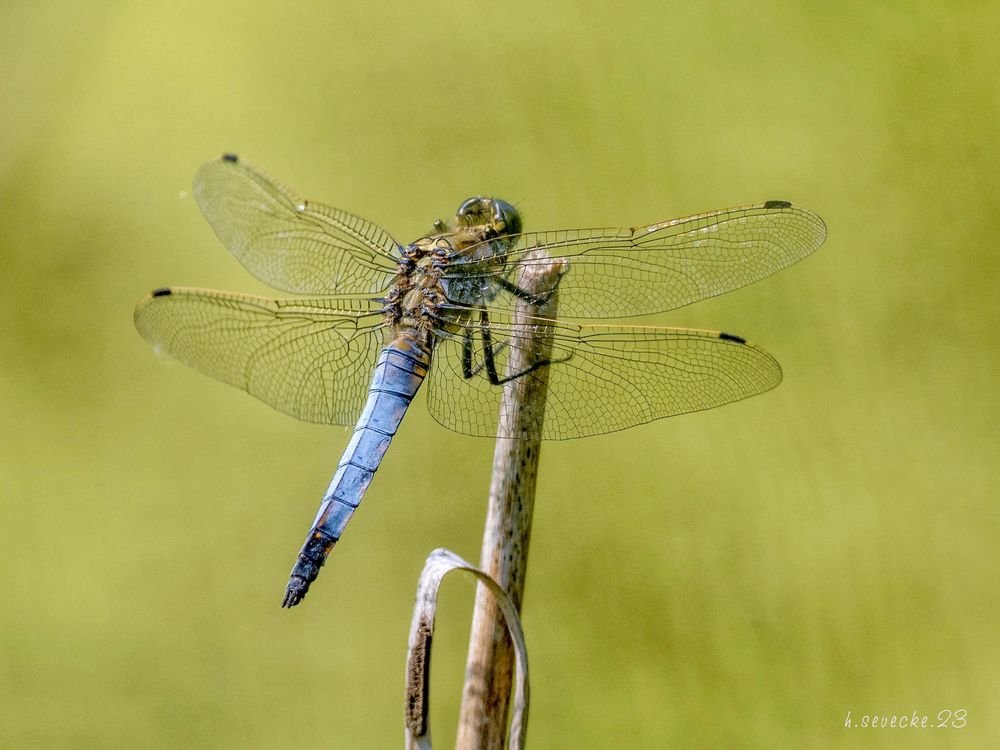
425 315 782 440
450 201 825 318
134 288 386 425
193 155 399 295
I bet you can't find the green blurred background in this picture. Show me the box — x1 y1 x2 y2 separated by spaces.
2 2 997 747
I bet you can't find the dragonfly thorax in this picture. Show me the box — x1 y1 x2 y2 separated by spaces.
433 198 523 307
382 198 525 345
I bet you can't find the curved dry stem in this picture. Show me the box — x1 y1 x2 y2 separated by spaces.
404 549 530 750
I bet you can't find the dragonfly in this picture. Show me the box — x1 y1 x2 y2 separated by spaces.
134 154 826 608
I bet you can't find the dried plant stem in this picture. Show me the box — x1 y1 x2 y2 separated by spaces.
456 254 564 750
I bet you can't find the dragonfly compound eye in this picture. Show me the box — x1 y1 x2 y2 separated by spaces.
456 197 491 226
456 196 522 238
491 198 522 238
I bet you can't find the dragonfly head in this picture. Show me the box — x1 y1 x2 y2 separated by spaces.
455 196 522 239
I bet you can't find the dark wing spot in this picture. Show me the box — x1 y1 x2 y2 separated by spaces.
151 287 172 297
222 153 239 162
763 200 792 209
719 332 746 344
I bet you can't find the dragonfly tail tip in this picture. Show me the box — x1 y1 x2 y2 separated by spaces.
281 577 309 608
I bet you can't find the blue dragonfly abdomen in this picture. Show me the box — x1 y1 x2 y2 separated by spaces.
283 338 431 607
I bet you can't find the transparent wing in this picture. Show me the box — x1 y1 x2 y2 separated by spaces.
425 313 782 440
134 287 386 425
193 154 400 295
446 201 826 318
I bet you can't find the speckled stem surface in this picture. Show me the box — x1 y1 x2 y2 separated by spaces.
456 252 564 750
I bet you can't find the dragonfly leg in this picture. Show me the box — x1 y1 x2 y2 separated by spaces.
497 273 563 307
461 333 474 378
479 308 567 385
461 331 509 379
